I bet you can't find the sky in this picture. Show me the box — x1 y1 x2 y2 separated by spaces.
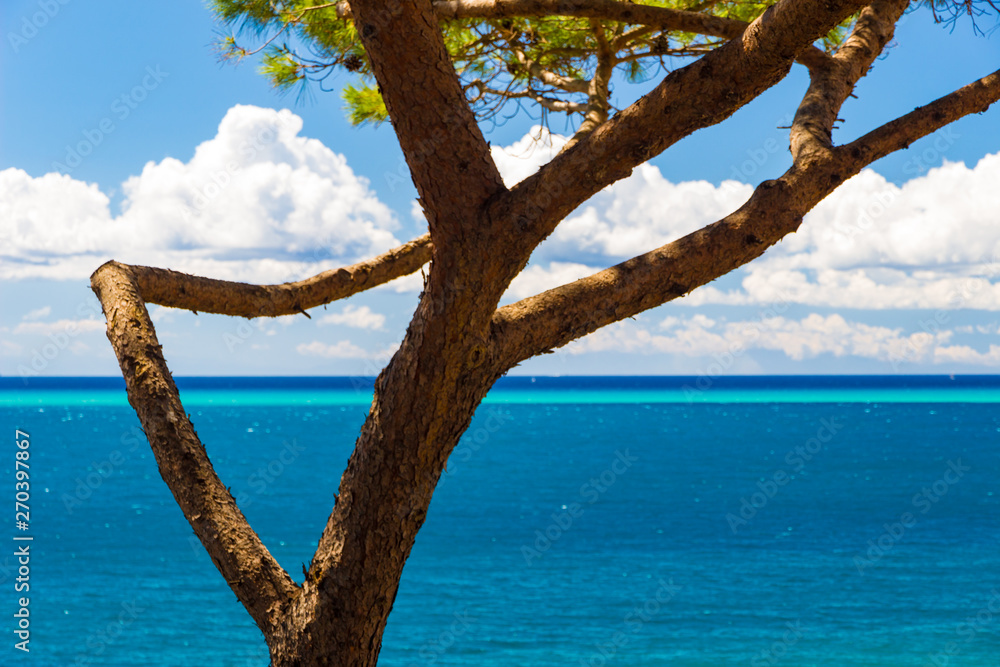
2 0 1000 378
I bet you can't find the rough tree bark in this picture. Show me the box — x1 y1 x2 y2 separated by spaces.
91 0 1000 664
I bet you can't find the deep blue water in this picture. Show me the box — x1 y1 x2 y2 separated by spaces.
1 376 999 666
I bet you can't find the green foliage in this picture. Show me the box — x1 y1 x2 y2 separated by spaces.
212 0 858 130
260 49 303 90
342 84 388 125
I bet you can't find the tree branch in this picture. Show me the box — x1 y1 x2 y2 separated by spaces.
423 0 750 39
90 262 298 637
843 66 1000 166
534 95 589 112
612 24 658 51
127 234 432 318
512 47 591 93
348 0 506 248
790 0 908 162
561 19 615 150
491 173 818 364
491 65 1000 365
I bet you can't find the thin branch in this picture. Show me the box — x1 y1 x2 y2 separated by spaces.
90 262 299 637
612 24 659 52
339 0 831 64
561 19 615 150
430 0 750 40
534 95 589 112
515 51 591 93
790 0 909 162
614 44 718 64
687 0 725 12
130 234 433 318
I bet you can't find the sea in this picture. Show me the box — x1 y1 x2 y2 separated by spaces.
1 375 998 666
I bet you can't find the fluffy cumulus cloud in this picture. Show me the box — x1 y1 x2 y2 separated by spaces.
491 127 752 301
319 305 386 330
492 126 752 260
546 166 751 261
716 157 1000 309
0 105 401 281
567 313 1000 367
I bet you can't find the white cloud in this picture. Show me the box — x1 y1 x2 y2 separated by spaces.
504 262 598 300
776 159 1000 272
491 126 567 188
319 305 386 330
703 156 1000 310
491 128 752 302
22 306 51 321
0 105 402 281
12 319 105 336
545 166 752 260
297 340 368 359
148 305 174 324
0 341 23 356
565 313 994 366
296 340 397 360
492 127 753 263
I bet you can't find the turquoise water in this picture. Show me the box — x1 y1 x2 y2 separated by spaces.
4 376 1000 406
1 376 999 666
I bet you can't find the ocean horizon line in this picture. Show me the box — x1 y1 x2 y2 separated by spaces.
4 374 1000 405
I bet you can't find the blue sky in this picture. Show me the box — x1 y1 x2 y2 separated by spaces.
2 0 1000 377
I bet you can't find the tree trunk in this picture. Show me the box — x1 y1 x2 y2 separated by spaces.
261 259 507 665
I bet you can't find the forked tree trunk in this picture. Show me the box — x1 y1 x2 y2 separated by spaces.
89 0 1000 663
261 270 509 666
